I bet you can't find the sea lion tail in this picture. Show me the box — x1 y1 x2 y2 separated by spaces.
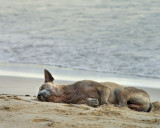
147 103 154 112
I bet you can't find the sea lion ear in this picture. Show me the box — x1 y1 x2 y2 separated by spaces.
44 69 54 83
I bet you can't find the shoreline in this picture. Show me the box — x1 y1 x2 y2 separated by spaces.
1 62 160 88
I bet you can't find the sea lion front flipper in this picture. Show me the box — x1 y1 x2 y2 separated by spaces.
86 98 99 107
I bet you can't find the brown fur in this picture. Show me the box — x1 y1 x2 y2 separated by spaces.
38 70 110 105
37 69 153 112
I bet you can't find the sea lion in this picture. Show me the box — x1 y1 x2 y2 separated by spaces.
38 69 110 107
37 69 153 112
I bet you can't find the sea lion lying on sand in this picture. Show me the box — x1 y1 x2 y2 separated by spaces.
37 69 153 112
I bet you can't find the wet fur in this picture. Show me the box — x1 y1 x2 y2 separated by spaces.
38 69 153 112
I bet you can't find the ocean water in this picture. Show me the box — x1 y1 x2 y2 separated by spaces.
0 0 160 78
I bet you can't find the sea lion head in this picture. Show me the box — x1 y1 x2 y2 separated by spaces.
37 69 55 102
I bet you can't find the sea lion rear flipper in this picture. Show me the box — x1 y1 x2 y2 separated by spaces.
147 103 154 112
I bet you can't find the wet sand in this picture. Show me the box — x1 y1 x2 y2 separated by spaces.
0 75 160 128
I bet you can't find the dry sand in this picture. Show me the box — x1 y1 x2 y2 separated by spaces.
0 94 160 128
0 75 160 128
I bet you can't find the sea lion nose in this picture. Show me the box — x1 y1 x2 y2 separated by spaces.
37 89 51 101
37 93 42 100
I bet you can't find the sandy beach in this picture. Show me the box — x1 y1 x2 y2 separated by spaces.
0 93 160 128
0 0 160 127
0 75 160 128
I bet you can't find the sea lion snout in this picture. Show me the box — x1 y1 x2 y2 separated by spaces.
37 89 52 101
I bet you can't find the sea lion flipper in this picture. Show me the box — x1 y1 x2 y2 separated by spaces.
44 69 54 83
86 98 99 107
147 103 154 112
